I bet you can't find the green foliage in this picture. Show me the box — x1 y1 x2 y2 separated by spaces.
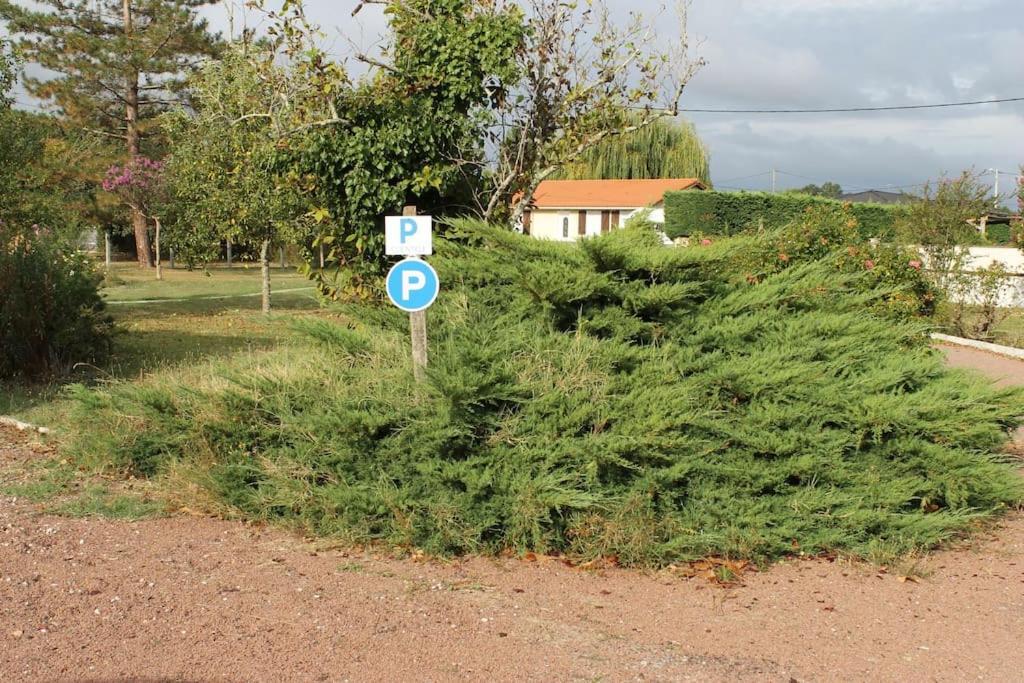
557 117 710 184
0 110 74 232
985 223 1013 245
302 0 525 281
161 44 323 290
68 222 1022 565
790 181 843 199
0 39 14 107
0 0 220 144
942 262 1014 342
720 204 938 319
0 224 113 379
664 190 906 239
0 53 93 237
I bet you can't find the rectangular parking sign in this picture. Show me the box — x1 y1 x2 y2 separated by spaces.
385 215 433 256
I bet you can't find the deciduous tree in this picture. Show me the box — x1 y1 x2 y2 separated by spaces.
556 116 709 183
0 0 221 266
303 0 524 289
162 38 332 313
469 0 705 223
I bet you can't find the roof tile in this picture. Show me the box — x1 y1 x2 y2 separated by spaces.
531 178 705 209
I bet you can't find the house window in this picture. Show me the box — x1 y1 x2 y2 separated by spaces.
562 217 569 239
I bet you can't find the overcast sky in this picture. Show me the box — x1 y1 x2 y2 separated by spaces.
199 0 1024 197
9 0 1024 199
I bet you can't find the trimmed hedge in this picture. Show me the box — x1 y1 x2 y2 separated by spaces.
985 223 1014 245
664 190 907 239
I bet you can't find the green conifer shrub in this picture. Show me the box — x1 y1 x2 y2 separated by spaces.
66 222 1023 565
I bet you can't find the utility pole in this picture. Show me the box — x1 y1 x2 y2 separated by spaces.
988 168 1000 209
770 168 777 194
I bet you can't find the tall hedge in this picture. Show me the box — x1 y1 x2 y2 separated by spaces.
664 190 906 239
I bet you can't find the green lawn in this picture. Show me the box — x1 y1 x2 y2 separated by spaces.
937 305 1024 349
102 261 312 302
995 309 1024 348
1 261 324 426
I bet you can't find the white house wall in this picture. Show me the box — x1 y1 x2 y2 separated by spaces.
530 211 574 241
527 207 664 242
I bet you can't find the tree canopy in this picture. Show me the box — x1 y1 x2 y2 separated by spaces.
0 0 221 264
791 182 843 199
302 0 526 283
556 117 709 184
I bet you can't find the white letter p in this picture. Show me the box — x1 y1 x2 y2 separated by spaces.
402 270 426 300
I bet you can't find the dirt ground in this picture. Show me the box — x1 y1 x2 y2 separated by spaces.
1 345 1022 682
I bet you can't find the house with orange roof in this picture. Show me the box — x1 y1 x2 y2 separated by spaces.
521 178 706 241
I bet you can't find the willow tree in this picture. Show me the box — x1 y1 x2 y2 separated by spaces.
558 117 710 184
0 0 221 267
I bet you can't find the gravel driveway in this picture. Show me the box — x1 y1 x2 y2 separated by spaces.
2 345 1022 682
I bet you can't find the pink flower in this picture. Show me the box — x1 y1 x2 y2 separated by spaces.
908 259 922 270
778 252 789 262
864 259 875 270
700 238 712 246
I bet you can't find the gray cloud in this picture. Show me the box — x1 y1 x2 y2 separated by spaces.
7 0 1022 197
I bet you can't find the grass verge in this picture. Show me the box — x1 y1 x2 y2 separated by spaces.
1 262 322 426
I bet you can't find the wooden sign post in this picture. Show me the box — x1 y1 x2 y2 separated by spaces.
384 205 437 383
405 206 428 382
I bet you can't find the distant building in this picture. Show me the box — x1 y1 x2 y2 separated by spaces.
522 178 706 241
838 190 914 205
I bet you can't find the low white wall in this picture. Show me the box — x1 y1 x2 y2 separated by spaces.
936 246 1024 308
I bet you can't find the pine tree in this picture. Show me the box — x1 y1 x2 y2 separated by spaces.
0 0 221 266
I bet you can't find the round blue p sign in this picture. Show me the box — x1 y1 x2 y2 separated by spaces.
386 258 440 312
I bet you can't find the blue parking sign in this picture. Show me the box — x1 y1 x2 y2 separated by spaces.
386 258 440 312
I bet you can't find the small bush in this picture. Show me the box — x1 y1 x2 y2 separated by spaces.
719 204 938 319
0 223 113 378
985 223 1013 245
664 190 906 239
67 222 1023 566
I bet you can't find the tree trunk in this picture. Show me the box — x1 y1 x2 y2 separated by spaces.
154 217 162 281
511 174 546 228
260 239 271 315
123 0 151 267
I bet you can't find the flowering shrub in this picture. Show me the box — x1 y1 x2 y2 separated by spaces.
737 204 938 320
103 156 164 193
0 221 112 378
103 156 164 213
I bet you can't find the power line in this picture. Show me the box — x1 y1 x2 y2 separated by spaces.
715 171 771 184
775 170 928 194
680 96 1024 114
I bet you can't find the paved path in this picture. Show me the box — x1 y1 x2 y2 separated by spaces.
939 342 1024 387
